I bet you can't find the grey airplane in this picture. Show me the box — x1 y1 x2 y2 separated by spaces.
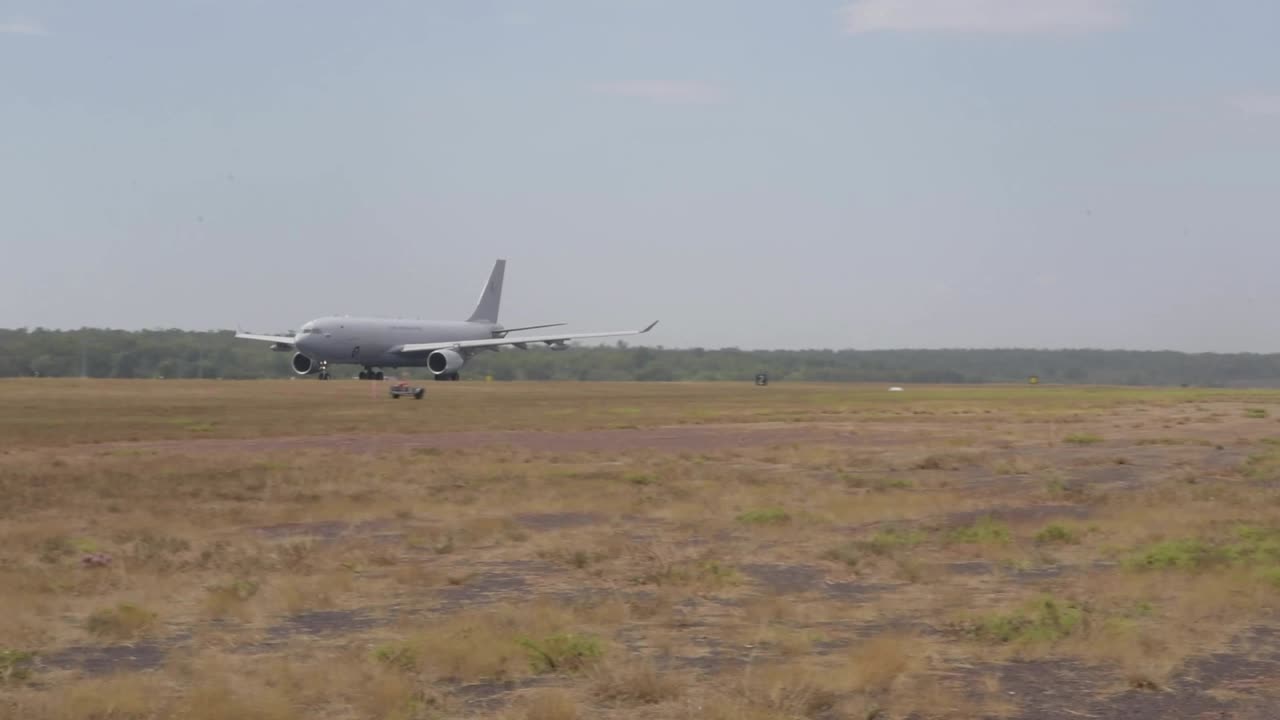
235 259 658 381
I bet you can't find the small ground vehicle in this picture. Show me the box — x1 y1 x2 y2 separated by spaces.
389 383 425 400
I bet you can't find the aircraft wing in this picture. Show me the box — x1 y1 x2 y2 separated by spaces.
235 332 296 347
393 321 658 355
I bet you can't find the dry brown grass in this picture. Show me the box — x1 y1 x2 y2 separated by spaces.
6 381 1280 719
510 688 581 720
588 656 687 705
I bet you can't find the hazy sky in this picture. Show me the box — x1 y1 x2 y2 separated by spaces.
2 1 1278 351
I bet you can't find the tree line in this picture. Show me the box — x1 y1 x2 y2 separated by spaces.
4 327 1280 387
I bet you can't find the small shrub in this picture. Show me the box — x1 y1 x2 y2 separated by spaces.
738 664 840 718
1043 476 1091 501
520 634 603 673
274 539 316 570
736 508 791 525
893 557 931 583
1245 408 1269 419
86 603 157 640
1063 433 1103 446
0 650 35 683
1034 524 1079 545
969 597 1086 644
948 517 1011 545
821 543 861 568
915 454 958 470
697 560 740 586
374 642 420 672
589 659 686 705
128 532 192 569
37 536 77 564
205 578 260 617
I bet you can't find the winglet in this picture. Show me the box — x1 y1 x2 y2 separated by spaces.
642 320 659 333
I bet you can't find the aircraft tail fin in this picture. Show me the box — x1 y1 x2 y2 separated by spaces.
467 259 505 323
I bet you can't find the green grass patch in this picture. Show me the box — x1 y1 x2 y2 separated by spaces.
0 650 35 683
865 527 926 554
642 558 741 588
373 642 420 672
1125 527 1280 573
520 633 603 673
1034 523 1079 545
1135 437 1213 447
948 516 1011 545
1063 433 1104 446
1125 539 1218 571
1245 408 1269 419
822 527 925 567
842 474 912 491
736 508 791 525
968 596 1086 644
1260 567 1280 589
1241 443 1280 480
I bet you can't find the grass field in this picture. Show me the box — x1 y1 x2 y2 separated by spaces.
2 379 1280 719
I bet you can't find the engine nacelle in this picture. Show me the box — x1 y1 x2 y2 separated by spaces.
427 349 466 376
291 352 321 376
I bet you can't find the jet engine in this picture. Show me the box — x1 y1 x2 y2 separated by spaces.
427 349 466 376
291 352 322 376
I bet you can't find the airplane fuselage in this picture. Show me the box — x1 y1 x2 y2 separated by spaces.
236 258 656 381
294 316 502 369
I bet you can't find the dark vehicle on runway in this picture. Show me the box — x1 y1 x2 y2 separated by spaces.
388 383 425 400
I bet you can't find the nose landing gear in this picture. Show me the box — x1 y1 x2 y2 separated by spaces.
317 361 331 381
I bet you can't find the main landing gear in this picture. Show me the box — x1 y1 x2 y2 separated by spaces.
434 372 461 382
358 368 385 381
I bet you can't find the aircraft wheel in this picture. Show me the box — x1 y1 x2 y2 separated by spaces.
358 371 368 380
375 371 384 381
